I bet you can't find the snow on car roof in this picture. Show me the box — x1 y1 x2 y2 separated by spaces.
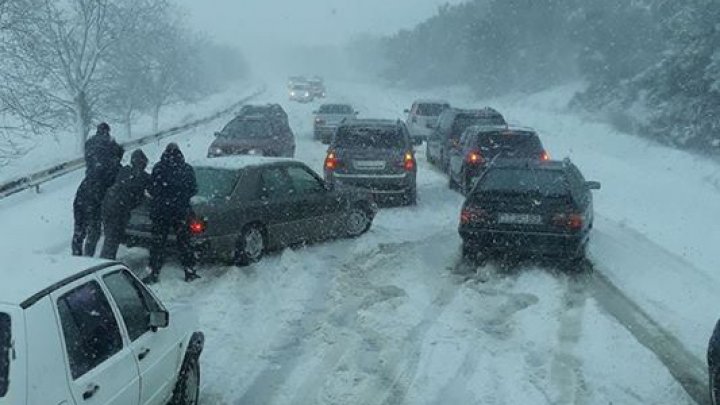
413 99 450 105
192 155 296 171
0 255 120 307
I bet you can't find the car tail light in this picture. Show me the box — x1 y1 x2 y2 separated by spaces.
541 150 550 161
466 150 485 165
552 213 583 231
325 151 340 171
460 205 488 225
403 152 415 171
188 217 206 235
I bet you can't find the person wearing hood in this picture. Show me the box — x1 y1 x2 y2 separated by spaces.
99 149 151 260
145 143 199 283
72 122 124 256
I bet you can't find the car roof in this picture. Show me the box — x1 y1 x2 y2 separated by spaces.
0 255 121 308
341 118 399 128
319 103 352 108
453 107 502 117
413 99 450 105
192 155 297 171
487 159 568 171
468 125 537 135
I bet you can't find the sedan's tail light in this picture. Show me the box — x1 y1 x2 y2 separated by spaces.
466 150 485 165
552 213 583 231
460 205 488 225
541 150 551 161
188 217 206 235
325 151 340 171
403 152 416 171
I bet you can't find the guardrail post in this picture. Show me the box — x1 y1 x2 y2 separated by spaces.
35 184 41 194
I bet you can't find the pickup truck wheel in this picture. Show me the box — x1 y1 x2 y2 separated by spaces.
234 225 265 266
172 355 200 405
345 206 372 237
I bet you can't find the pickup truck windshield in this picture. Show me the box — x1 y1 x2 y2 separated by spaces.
0 312 9 398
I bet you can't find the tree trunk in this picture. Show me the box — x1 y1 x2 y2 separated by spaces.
74 90 92 154
124 108 133 139
152 103 161 134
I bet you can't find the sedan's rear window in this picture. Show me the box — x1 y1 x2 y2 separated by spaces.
452 115 506 138
0 313 9 398
220 119 272 138
195 168 240 200
476 132 544 158
319 104 353 114
335 126 405 149
479 168 568 196
416 103 447 116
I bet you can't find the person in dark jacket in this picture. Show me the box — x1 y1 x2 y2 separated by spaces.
99 149 150 260
145 143 199 283
72 123 124 256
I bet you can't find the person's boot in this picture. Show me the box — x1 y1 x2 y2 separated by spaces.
184 267 200 282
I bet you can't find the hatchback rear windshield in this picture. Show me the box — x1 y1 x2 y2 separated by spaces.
220 119 272 138
452 114 506 137
416 103 448 116
195 168 240 200
0 312 9 398
478 168 568 196
476 132 543 158
319 105 353 114
335 126 405 149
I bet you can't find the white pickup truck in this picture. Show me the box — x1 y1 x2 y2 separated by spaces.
0 256 204 405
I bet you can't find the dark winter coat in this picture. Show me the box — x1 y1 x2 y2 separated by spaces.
102 165 150 222
84 131 124 191
149 147 197 221
74 176 105 217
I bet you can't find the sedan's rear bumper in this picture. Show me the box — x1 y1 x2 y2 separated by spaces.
459 228 586 257
328 172 415 195
124 231 236 261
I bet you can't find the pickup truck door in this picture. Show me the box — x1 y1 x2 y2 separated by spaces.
52 278 140 405
99 268 181 405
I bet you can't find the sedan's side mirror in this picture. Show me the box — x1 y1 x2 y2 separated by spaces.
149 310 169 331
586 181 601 190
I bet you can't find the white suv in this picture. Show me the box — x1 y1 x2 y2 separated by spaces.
404 99 450 144
0 256 204 405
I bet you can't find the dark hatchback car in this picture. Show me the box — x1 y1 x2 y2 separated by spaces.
458 159 600 265
208 106 295 158
448 125 549 195
324 119 417 205
709 323 720 405
125 156 377 266
426 107 507 171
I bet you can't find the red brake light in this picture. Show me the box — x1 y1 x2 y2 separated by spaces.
189 218 206 235
552 213 583 231
466 150 485 165
460 205 488 225
403 152 415 171
325 152 339 170
541 150 550 161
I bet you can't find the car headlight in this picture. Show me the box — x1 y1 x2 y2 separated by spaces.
290 91 296 96
304 92 310 97
210 147 223 155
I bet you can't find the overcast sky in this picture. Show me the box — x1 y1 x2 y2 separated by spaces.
175 0 465 47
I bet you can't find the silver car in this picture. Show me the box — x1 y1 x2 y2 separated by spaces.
313 103 358 143
289 83 313 103
404 99 450 144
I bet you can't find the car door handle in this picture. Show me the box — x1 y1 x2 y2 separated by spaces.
138 348 151 361
82 384 99 400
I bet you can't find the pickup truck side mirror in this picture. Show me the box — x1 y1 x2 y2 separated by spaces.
586 181 601 190
150 310 169 331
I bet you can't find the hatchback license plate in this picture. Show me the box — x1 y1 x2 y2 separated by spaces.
498 213 542 225
354 160 386 170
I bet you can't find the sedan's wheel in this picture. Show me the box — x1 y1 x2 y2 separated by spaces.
234 225 265 266
346 207 372 237
172 356 200 405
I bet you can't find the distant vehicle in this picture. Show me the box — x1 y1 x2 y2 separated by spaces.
404 100 450 144
208 108 295 158
313 103 358 144
709 323 720 405
289 83 314 103
0 255 204 405
127 156 377 266
458 159 600 265
324 119 417 205
448 125 549 195
237 103 289 126
426 107 507 171
287 76 307 89
308 77 326 98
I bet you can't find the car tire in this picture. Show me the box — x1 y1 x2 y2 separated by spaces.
426 147 434 165
710 368 719 405
562 242 589 272
171 355 200 405
234 224 265 266
345 205 373 237
405 187 417 206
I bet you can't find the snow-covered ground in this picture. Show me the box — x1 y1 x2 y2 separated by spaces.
0 78 713 404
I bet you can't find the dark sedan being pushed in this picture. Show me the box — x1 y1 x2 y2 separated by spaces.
458 159 600 265
126 156 377 266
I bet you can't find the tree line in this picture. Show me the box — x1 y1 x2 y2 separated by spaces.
0 0 247 161
361 0 720 154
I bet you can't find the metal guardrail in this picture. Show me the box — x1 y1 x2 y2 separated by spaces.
0 87 266 200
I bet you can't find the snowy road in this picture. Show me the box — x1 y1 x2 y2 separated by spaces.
1 79 713 404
